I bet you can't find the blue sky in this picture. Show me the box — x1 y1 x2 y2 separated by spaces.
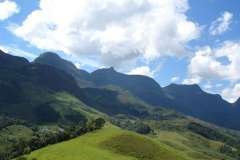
0 0 240 102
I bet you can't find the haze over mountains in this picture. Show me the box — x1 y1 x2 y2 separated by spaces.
34 51 240 130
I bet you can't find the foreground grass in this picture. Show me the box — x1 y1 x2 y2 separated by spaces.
155 130 230 160
25 125 135 160
25 125 188 160
24 123 233 160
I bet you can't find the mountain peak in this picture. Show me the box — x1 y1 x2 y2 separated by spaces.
109 66 115 71
34 52 78 75
184 84 202 91
167 83 202 93
35 52 73 66
105 66 117 73
104 66 116 71
92 67 117 75
39 52 61 59
34 52 92 87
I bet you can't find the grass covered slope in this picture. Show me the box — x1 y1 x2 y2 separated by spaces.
25 125 188 160
24 124 234 160
25 125 137 160
154 129 230 160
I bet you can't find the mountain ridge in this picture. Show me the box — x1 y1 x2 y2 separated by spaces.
33 52 240 130
163 83 240 129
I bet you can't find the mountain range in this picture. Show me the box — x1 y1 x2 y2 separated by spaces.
35 52 240 130
1 50 240 160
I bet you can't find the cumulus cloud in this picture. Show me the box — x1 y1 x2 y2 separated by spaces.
184 41 240 102
186 41 240 83
0 0 19 21
222 83 240 103
209 11 233 36
12 0 200 68
128 66 153 77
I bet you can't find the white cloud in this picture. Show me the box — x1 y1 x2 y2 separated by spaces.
222 83 240 103
128 66 153 77
171 76 180 83
12 0 200 69
185 41 240 102
0 0 19 21
209 11 233 36
187 41 240 83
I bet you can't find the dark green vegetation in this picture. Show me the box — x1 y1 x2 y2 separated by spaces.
0 50 240 160
163 84 240 130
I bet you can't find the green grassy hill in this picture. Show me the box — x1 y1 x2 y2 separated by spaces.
23 125 187 160
22 124 234 160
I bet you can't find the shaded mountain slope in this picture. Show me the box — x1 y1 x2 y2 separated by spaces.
163 84 240 130
34 52 93 87
91 67 170 107
0 51 150 124
34 52 170 107
0 50 90 124
33 52 240 130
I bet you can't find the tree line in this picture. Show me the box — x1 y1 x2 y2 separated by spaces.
0 118 105 160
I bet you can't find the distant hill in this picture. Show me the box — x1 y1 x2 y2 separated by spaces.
163 84 240 130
